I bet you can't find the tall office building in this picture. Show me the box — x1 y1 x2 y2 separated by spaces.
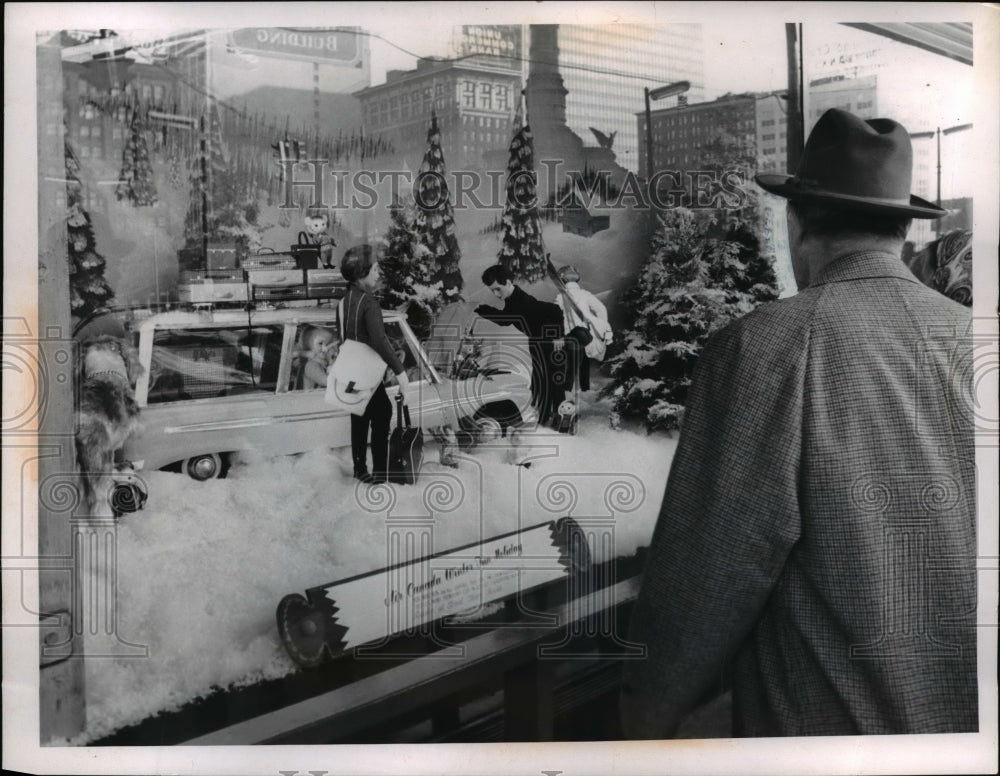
755 92 790 174
558 24 706 173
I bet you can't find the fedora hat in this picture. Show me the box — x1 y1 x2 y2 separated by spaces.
755 108 946 219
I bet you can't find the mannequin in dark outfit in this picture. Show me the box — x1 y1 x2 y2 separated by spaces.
339 245 410 483
474 265 567 426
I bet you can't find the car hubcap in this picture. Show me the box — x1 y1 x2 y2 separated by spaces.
186 454 221 480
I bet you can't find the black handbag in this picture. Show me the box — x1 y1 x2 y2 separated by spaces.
388 394 423 484
291 231 321 270
566 325 594 346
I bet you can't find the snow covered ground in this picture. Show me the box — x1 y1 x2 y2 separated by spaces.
75 389 677 743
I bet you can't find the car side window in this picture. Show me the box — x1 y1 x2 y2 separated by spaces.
383 321 428 384
147 325 284 404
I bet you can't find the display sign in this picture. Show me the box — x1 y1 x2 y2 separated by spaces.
229 27 362 65
808 40 886 81
457 24 522 70
277 518 589 667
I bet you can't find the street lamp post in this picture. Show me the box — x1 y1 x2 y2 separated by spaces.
910 123 972 235
644 80 691 181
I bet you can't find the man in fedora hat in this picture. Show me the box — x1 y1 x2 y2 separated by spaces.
620 109 977 737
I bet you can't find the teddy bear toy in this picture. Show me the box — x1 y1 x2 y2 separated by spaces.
299 211 336 269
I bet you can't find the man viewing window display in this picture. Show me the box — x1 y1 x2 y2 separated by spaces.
620 109 978 737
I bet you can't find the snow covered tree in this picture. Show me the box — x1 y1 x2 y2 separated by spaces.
380 195 443 341
115 114 158 206
603 205 777 433
65 141 114 319
497 124 546 282
414 113 463 301
603 96 779 432
696 100 778 305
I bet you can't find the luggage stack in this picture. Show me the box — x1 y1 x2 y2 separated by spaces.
177 244 347 306
244 254 306 302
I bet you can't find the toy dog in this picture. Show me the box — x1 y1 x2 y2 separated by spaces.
75 335 144 515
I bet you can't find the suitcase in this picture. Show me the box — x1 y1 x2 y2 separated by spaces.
252 284 308 302
246 268 306 303
206 242 239 271
178 280 249 304
306 268 347 299
245 269 304 287
241 250 297 272
178 246 204 271
180 269 243 283
388 394 423 485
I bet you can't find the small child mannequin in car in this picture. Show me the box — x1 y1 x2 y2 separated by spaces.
301 326 338 389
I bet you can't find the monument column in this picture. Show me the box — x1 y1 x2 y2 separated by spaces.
525 24 568 129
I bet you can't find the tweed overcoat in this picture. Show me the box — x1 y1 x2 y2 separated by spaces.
620 250 978 737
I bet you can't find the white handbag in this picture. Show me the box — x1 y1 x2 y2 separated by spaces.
324 297 387 415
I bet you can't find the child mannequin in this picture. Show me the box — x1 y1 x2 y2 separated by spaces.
301 326 338 389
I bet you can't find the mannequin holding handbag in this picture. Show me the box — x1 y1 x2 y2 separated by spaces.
325 245 410 483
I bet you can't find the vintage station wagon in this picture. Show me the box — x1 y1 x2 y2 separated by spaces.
119 306 533 479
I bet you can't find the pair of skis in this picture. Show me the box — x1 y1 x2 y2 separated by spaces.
545 255 596 341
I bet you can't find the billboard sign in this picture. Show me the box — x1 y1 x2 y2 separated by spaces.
229 27 362 65
457 24 522 69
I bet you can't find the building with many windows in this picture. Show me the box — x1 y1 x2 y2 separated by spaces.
354 56 522 171
62 59 190 167
755 92 790 174
641 75 878 179
808 75 878 126
638 92 760 176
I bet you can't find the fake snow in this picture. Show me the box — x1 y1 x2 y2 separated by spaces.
76 390 677 743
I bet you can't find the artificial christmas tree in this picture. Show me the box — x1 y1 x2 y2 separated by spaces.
497 124 546 282
115 114 158 206
603 104 778 432
414 113 463 301
65 141 115 320
380 195 442 342
603 205 777 433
